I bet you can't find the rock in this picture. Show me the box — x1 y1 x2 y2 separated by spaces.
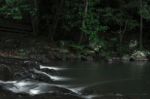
41 68 58 75
14 71 36 80
0 80 83 99
81 55 87 61
112 57 120 61
59 49 69 54
80 55 93 61
129 40 138 49
107 58 113 63
66 53 76 60
54 53 62 60
86 56 94 61
47 52 56 60
122 55 130 61
29 54 49 64
23 61 40 69
131 51 148 61
85 50 95 56
0 64 13 81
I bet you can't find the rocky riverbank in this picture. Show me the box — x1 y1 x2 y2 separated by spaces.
0 34 149 63
0 34 103 63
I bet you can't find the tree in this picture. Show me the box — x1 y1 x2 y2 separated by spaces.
0 0 37 35
139 0 143 50
30 0 39 36
81 0 107 44
80 0 88 43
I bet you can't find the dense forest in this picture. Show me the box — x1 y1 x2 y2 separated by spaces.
0 0 150 61
0 1 150 99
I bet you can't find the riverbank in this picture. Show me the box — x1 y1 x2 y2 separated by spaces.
0 33 149 63
0 34 103 63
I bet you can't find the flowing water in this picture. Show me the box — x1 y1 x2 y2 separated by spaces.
0 61 150 99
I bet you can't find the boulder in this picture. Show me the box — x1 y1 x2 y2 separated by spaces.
122 55 130 61
131 51 148 61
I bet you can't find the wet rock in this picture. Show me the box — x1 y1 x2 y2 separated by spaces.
121 55 130 61
66 53 76 60
23 61 40 70
0 64 13 81
97 95 130 99
85 50 95 56
129 40 138 49
0 92 84 99
147 55 150 61
0 80 84 99
14 72 52 83
47 52 56 60
87 56 94 61
14 70 40 81
0 39 20 49
39 55 50 64
131 51 148 61
81 55 93 61
59 49 69 54
41 68 58 75
34 73 52 83
52 52 62 60
32 69 54 82
28 54 50 64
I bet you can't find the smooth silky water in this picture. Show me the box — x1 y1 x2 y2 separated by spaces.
44 61 150 98
0 61 150 99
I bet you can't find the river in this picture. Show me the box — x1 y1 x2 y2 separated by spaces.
47 61 150 98
0 61 150 99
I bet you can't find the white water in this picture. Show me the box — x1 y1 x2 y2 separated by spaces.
39 65 68 71
0 80 102 99
33 69 72 81
33 65 102 99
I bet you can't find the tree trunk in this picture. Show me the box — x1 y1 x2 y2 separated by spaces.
30 0 39 36
80 0 88 43
49 0 64 41
139 0 143 50
119 20 128 45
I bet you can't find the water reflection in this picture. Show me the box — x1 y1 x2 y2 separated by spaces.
54 62 150 97
38 62 150 98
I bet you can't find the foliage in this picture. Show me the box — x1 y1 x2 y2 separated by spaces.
0 0 150 58
100 7 138 34
0 0 35 20
61 0 83 32
81 0 107 44
139 1 150 20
